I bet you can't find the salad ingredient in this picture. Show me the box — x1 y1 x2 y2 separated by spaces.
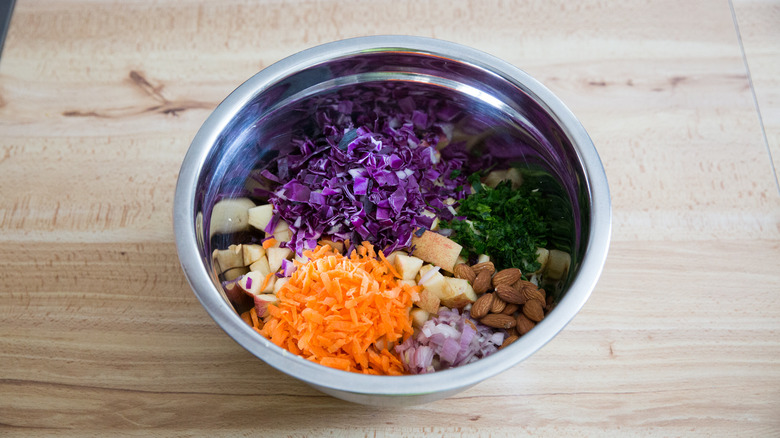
516 314 536 335
439 277 477 308
242 244 266 266
469 293 493 319
501 303 520 316
254 293 279 318
410 308 430 329
479 314 516 329
414 287 441 315
472 261 495 276
491 268 522 288
394 254 424 280
254 89 471 257
395 307 504 374
247 204 274 232
416 263 474 309
259 242 417 375
210 197 256 236
489 296 507 314
213 244 245 272
522 299 545 323
266 247 293 272
222 267 248 282
442 179 548 273
471 269 491 295
249 254 271 276
495 284 523 305
453 263 476 283
516 282 546 306
545 249 571 280
450 258 552 350
238 271 275 295
409 230 463 273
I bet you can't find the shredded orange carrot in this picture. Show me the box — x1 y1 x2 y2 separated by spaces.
259 272 275 292
262 238 277 249
257 242 419 375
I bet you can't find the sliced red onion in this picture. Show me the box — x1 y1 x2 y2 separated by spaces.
417 266 441 286
395 307 505 374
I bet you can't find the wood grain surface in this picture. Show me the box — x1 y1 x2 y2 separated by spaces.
1 0 779 436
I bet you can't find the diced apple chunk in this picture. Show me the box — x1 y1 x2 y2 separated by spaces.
394 254 424 280
247 204 274 232
242 244 266 266
417 264 448 296
222 280 253 309
266 220 292 243
249 255 271 276
415 287 441 314
534 247 550 274
254 294 279 317
240 270 277 295
210 198 256 235
237 271 265 296
410 230 463 273
383 250 407 267
295 253 310 264
420 209 440 231
213 244 245 272
273 277 289 295
545 249 571 280
482 170 507 188
477 254 490 264
267 247 293 273
505 167 523 188
222 267 248 282
410 308 430 328
441 277 477 309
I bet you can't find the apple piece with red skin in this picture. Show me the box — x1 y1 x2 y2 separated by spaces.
440 277 477 309
410 230 463 273
254 294 279 318
223 279 253 311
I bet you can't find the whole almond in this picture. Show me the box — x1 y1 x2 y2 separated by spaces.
519 287 546 307
500 334 519 350
516 314 536 335
514 279 537 291
453 263 476 283
492 268 522 287
471 261 495 276
522 299 545 322
470 293 494 319
501 303 520 315
495 284 525 304
490 295 507 313
480 313 517 329
472 269 492 294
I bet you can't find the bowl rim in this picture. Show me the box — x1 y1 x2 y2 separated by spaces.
174 35 611 396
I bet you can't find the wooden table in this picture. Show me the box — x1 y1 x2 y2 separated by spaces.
2 0 779 436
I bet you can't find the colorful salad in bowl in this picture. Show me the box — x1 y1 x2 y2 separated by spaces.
208 84 573 376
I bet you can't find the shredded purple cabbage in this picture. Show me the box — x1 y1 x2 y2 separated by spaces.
395 307 505 374
256 85 472 255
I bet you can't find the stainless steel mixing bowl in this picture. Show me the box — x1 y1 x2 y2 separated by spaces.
173 35 611 406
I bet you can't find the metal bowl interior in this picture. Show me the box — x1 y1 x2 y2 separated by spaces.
174 35 611 406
